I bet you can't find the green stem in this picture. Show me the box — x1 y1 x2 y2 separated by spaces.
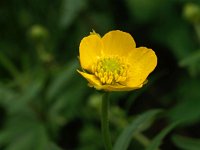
101 93 112 150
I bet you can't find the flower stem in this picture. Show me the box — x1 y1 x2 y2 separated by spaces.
101 93 112 150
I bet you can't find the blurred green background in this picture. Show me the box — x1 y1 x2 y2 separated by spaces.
1 0 200 150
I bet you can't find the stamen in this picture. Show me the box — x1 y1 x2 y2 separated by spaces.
92 56 128 85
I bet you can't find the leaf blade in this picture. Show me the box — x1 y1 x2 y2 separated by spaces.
145 122 178 150
113 109 162 150
172 135 200 150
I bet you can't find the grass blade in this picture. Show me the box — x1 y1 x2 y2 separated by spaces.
113 109 162 150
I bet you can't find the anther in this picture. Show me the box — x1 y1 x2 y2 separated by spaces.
92 57 128 85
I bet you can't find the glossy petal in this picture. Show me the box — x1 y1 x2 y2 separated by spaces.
79 34 103 72
78 70 144 91
101 84 143 91
124 47 157 87
78 30 157 92
102 30 136 56
77 70 102 89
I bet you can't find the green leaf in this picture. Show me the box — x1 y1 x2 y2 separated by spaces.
151 18 197 61
179 50 200 67
0 85 18 106
0 51 20 79
168 78 200 124
0 116 40 146
48 79 87 128
9 76 45 114
5 130 36 150
59 0 87 29
34 124 49 150
1 122 50 150
48 143 63 150
125 0 168 24
113 109 162 150
179 50 200 76
145 122 178 150
46 59 78 101
172 135 200 150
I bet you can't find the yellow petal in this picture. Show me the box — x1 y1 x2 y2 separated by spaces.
77 70 102 89
101 84 143 91
102 30 136 57
77 70 143 91
79 34 103 72
124 47 157 87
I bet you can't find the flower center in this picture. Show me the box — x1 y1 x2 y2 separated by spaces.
92 57 128 85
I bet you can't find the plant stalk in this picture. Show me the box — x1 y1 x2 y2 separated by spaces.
101 93 112 150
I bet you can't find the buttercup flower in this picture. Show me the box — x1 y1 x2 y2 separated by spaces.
78 30 157 91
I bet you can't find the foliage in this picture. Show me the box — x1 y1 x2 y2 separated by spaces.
0 0 200 150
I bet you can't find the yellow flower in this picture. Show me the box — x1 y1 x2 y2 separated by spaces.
78 30 157 91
